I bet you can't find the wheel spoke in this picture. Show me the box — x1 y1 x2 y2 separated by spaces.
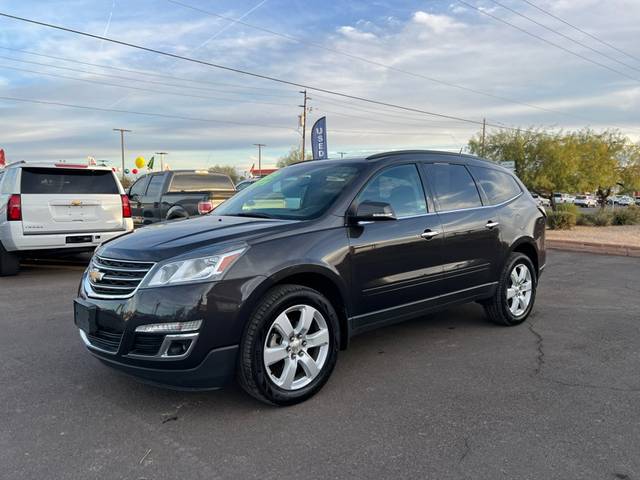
306 328 329 348
510 269 519 285
506 287 517 300
278 356 298 389
509 299 519 315
264 345 289 366
521 281 532 293
273 312 294 338
518 266 527 282
298 353 320 379
297 305 316 335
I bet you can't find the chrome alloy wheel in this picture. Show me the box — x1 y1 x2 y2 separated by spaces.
507 263 533 317
263 304 330 391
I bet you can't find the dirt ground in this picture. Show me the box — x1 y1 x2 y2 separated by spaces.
546 224 640 247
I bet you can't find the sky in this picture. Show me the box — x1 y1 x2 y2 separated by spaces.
0 0 639 174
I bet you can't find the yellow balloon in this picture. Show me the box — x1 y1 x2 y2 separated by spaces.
135 156 146 168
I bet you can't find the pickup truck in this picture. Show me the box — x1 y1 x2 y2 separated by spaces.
127 170 235 227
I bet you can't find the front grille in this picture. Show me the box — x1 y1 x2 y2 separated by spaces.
130 333 165 356
87 255 155 298
87 327 123 353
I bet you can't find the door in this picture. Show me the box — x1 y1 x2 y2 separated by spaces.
348 164 445 327
423 163 502 293
128 175 150 227
19 167 124 234
139 174 166 224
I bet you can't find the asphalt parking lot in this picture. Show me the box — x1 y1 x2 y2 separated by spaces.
1 250 639 480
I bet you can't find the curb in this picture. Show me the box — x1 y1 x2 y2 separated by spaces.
547 239 640 257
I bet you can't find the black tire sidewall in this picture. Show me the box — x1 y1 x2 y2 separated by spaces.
245 286 340 405
497 253 537 326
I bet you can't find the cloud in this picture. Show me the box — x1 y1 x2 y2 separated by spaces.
412 11 463 34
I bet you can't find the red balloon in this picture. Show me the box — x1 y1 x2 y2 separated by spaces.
112 167 116 172
132 168 138 174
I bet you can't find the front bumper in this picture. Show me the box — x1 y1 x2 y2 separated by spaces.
74 272 265 389
93 343 239 390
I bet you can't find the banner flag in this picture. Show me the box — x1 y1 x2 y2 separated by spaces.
148 156 155 169
311 117 328 160
0 149 5 168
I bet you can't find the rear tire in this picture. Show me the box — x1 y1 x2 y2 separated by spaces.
237 284 340 406
484 252 537 326
0 243 20 276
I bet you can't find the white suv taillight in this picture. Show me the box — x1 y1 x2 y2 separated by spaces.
197 200 213 215
7 194 21 221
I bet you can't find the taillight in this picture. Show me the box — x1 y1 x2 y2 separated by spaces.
121 194 132 218
197 200 214 215
7 194 21 221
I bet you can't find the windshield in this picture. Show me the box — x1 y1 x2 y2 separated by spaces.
215 162 363 220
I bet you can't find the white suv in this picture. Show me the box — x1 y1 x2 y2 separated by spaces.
0 162 134 275
574 195 597 208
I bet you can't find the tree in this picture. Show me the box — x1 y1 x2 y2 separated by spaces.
208 164 240 184
468 127 633 209
276 147 312 168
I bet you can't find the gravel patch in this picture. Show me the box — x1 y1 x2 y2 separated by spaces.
547 225 640 247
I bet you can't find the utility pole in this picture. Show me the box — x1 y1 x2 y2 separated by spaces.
480 118 486 157
337 151 347 159
253 143 266 175
155 151 168 171
113 128 131 180
299 90 309 161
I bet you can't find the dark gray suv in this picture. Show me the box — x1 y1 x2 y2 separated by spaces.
74 150 546 405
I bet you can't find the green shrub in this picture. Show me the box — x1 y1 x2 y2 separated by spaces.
612 206 640 225
555 203 580 215
576 213 595 226
547 211 576 230
592 210 613 226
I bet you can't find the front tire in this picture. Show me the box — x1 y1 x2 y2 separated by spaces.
0 242 20 276
484 252 537 326
237 284 340 406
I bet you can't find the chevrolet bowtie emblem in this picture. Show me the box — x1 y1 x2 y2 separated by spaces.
71 200 82 206
88 268 105 283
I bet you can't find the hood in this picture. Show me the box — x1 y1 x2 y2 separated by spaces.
98 215 298 262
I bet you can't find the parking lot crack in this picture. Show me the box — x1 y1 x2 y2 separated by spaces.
528 321 545 375
161 403 185 424
459 437 471 463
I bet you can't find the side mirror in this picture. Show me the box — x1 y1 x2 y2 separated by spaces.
350 200 397 223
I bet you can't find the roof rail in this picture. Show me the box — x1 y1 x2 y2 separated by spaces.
365 149 463 160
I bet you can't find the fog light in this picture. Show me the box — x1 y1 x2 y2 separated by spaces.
135 320 202 333
167 339 192 356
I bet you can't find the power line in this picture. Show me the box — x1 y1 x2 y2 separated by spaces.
519 0 640 65
0 95 298 131
0 63 298 108
0 45 297 98
0 11 528 132
487 0 640 74
166 0 601 124
457 0 640 83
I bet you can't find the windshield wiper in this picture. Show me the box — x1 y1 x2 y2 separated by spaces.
227 212 274 219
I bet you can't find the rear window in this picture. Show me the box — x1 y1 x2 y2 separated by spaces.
169 173 234 192
468 166 521 205
20 168 118 194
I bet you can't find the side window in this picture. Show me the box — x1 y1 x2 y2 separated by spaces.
129 175 150 197
468 166 521 205
145 175 165 198
428 164 482 211
356 164 427 218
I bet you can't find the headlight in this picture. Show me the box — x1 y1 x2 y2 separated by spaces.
146 248 246 287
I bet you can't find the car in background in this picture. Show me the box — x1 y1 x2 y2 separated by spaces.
531 193 550 207
635 196 640 206
607 195 633 206
0 161 133 276
235 178 259 192
127 170 236 227
574 195 597 208
553 193 575 204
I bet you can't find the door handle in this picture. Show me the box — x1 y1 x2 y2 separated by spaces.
485 221 500 229
421 230 441 240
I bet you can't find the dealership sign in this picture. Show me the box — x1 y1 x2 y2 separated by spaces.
311 117 328 160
